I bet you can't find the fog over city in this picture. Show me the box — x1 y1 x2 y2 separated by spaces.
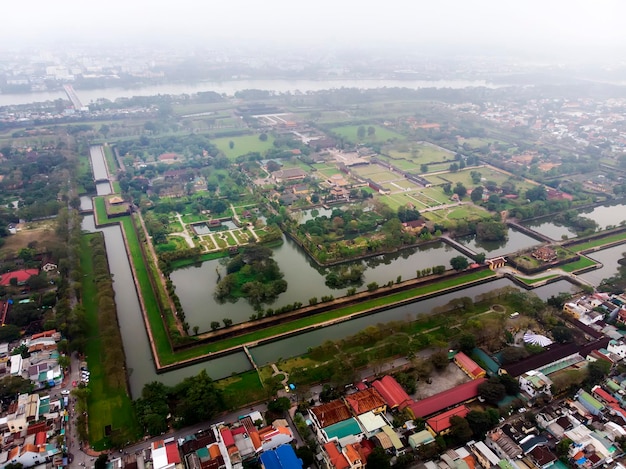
3 0 626 62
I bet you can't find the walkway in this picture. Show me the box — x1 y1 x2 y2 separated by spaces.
496 265 595 288
169 213 195 248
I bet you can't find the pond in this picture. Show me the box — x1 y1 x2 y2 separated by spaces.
191 223 212 235
293 207 336 223
457 227 542 257
170 236 470 333
578 202 626 230
521 220 577 241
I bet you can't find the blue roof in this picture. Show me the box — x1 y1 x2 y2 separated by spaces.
259 445 302 469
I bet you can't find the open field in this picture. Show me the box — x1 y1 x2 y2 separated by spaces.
330 125 405 143
212 134 275 160
386 142 454 164
427 166 537 193
458 137 503 148
0 220 60 258
80 234 140 449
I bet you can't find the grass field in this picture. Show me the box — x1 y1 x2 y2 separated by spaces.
386 142 454 165
212 134 275 160
570 232 626 252
218 371 265 409
93 197 109 226
430 167 537 194
331 125 405 144
103 145 118 173
560 256 599 272
80 234 140 449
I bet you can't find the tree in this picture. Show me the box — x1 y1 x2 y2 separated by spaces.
259 133 268 141
466 410 496 439
501 346 529 364
453 182 467 198
267 397 291 413
367 447 391 469
478 377 506 404
95 455 108 469
223 318 233 328
357 126 366 139
449 416 473 443
228 140 235 149
431 350 449 370
173 370 223 427
587 359 611 384
450 256 469 271
474 252 486 264
210 321 220 331
471 186 484 203
552 325 573 343
367 126 376 136
458 334 476 354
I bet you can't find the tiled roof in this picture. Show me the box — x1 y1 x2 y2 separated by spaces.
371 375 412 409
344 388 385 415
408 378 486 418
311 400 352 428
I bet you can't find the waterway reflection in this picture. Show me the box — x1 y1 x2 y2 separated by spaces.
457 227 541 257
171 236 470 332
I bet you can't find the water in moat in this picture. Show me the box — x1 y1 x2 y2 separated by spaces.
457 227 542 257
170 237 469 332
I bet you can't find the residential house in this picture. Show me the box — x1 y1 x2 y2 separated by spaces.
151 439 181 469
344 388 386 416
467 440 500 469
519 370 553 399
259 445 302 469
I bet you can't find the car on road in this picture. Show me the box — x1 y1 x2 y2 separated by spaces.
72 381 77 387
61 390 70 395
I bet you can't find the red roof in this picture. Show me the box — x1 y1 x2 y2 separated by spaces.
408 378 486 418
165 442 181 464
426 405 469 433
220 427 235 447
35 432 46 446
454 352 485 378
372 375 413 409
592 386 618 404
0 269 38 286
323 442 349 469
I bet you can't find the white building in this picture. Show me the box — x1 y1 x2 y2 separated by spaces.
519 370 553 399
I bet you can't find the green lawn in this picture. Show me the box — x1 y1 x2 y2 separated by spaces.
386 142 454 165
570 232 626 252
560 256 598 272
80 234 140 449
93 197 109 226
331 125 405 144
212 134 276 160
218 371 265 409
103 145 118 173
118 216 176 364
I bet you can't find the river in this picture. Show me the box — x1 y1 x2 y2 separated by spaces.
1 78 499 107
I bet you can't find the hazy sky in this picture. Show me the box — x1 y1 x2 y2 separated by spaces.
4 0 626 60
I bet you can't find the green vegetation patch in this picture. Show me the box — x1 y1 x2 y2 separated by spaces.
93 197 109 226
571 231 626 252
212 134 275 160
80 234 140 449
560 256 597 272
330 125 405 143
217 371 265 409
